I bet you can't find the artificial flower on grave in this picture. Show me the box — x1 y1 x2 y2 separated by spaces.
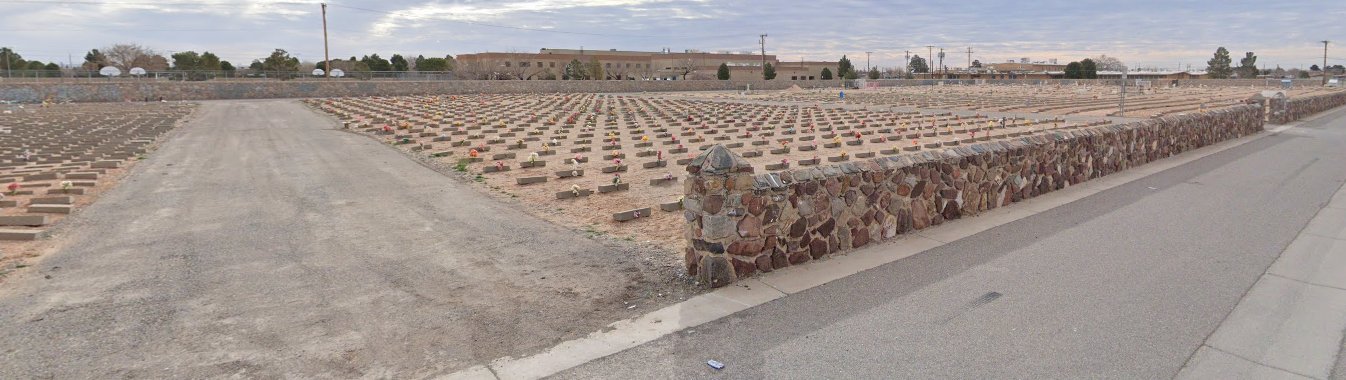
469 149 479 158
612 174 622 184
495 161 505 171
7 182 19 194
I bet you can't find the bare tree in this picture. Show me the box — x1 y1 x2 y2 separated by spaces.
607 61 631 80
675 57 697 80
102 43 168 71
635 62 655 80
1092 55 1127 71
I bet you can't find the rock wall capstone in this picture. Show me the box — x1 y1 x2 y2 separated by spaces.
1268 91 1346 124
682 105 1266 287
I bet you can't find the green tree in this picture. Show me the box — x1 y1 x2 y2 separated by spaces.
261 49 300 72
587 57 603 80
361 54 391 71
418 57 450 71
868 67 880 79
82 49 107 70
199 52 222 70
171 51 202 70
762 62 776 80
1064 61 1083 79
390 54 408 71
1299 71 1311 78
837 55 854 79
564 59 586 80
971 59 982 68
716 63 730 80
0 47 25 73
221 61 235 71
444 55 457 71
1080 58 1097 79
1237 51 1258 78
820 67 833 80
1206 47 1233 79
908 55 929 73
1310 64 1321 71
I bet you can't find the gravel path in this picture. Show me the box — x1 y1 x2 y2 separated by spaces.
0 99 695 379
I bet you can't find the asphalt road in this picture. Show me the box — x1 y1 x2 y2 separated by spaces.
0 100 692 379
552 108 1346 379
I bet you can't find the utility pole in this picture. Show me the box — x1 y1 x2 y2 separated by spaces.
938 48 945 77
1120 66 1127 117
322 3 331 78
1322 40 1331 85
759 34 768 79
926 45 934 79
904 50 911 74
865 51 872 77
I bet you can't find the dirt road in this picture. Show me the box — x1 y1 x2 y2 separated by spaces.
0 100 694 378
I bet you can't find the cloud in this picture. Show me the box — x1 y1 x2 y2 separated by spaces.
0 0 1342 70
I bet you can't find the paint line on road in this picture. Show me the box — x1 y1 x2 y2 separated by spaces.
449 123 1298 380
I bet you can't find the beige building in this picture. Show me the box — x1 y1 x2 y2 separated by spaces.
455 48 835 80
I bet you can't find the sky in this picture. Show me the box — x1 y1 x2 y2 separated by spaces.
2 0 1345 71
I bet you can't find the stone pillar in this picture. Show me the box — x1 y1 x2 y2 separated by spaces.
683 145 757 287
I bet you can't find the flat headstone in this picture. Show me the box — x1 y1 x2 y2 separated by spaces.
597 183 630 193
613 207 652 222
47 188 87 195
0 228 45 241
649 177 679 186
28 205 73 214
30 196 73 205
482 165 511 173
0 215 48 227
659 201 683 212
555 188 592 199
516 176 547 185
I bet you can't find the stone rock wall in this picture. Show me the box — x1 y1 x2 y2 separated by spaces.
682 105 1266 287
1269 91 1346 124
0 80 837 103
